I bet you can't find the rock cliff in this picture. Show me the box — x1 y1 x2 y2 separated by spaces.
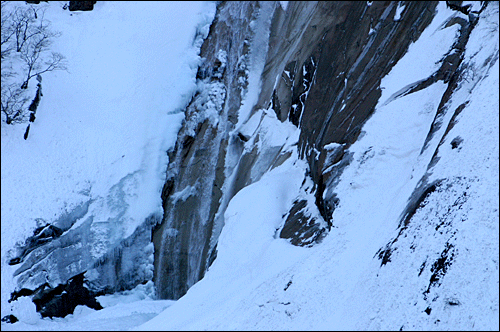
153 0 495 300
5 1 497 324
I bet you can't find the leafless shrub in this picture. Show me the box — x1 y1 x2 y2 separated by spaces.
1 1 67 124
1 83 30 124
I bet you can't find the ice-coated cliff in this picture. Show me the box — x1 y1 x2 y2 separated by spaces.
1 1 498 330
149 1 498 329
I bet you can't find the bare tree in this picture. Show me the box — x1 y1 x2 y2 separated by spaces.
20 37 66 89
1 1 67 125
12 5 67 89
1 83 30 124
21 46 66 89
1 1 16 60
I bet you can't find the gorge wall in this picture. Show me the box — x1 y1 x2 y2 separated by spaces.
152 0 490 300
5 1 497 324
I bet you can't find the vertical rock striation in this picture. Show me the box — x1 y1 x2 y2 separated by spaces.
264 1 438 240
152 2 263 300
153 1 442 299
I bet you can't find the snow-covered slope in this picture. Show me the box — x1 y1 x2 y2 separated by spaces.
1 1 498 331
1 0 215 328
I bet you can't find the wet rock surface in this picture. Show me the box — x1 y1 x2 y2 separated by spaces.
263 2 439 242
279 199 328 247
152 1 483 300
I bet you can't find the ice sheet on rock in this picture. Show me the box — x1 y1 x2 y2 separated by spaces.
1 0 216 322
2 1 498 331
233 1 276 131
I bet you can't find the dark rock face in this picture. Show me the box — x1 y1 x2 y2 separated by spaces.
153 1 442 300
33 273 103 318
1 315 18 324
260 2 438 242
153 0 497 303
4 0 493 321
9 273 103 318
279 199 328 247
68 1 96 11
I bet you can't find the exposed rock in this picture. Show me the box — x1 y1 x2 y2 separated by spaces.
23 124 30 140
152 1 264 300
10 272 103 318
1 314 18 324
8 223 63 266
279 199 327 247
8 196 159 311
68 1 96 11
446 1 472 15
9 1 496 321
261 1 438 245
450 136 463 149
153 1 442 299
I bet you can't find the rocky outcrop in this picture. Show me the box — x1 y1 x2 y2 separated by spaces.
152 0 497 303
153 1 440 300
264 1 439 241
1 315 18 324
372 2 494 316
9 272 103 318
68 1 96 11
7 197 160 317
152 1 265 300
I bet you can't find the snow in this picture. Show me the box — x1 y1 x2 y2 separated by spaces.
5 282 174 331
394 1 406 21
2 0 216 329
137 153 312 331
279 1 288 12
2 1 498 331
462 1 483 13
382 1 461 106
